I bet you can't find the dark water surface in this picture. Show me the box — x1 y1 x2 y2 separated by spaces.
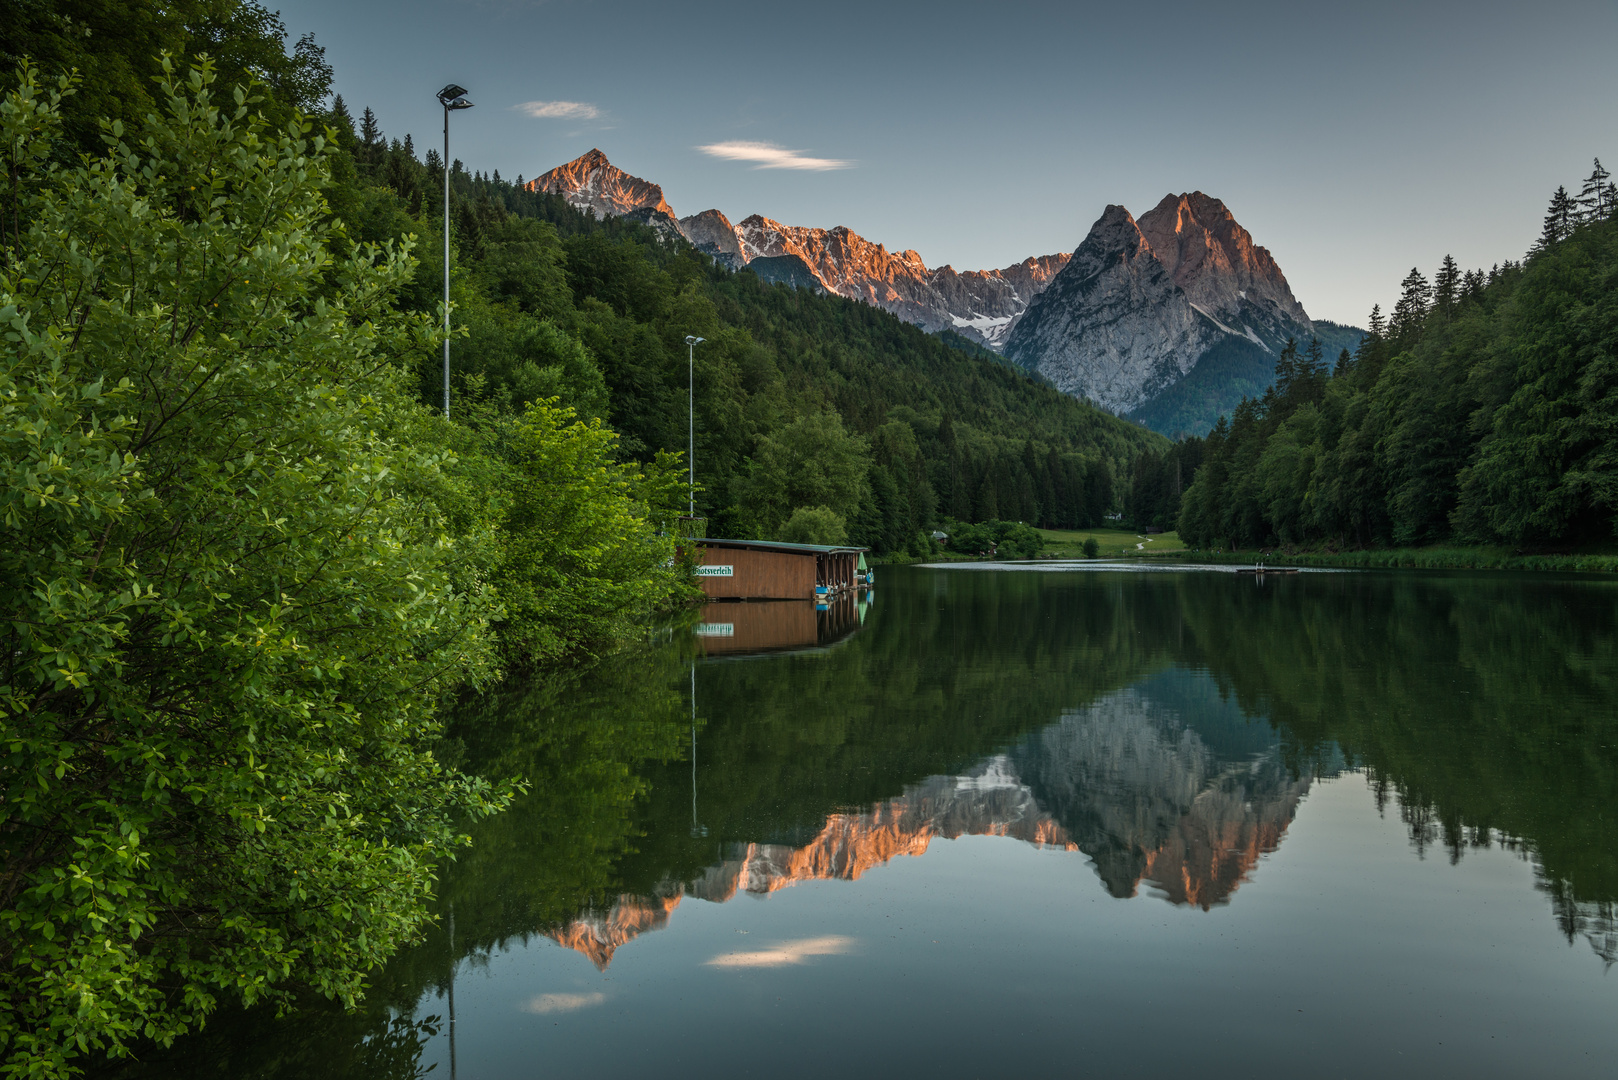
113 565 1618 1078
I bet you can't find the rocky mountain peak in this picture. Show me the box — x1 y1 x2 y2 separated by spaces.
525 149 675 221
1068 204 1153 276
1136 191 1309 331
1004 203 1210 414
678 208 744 267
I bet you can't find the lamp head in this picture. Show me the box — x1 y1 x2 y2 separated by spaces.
437 84 468 104
685 336 705 346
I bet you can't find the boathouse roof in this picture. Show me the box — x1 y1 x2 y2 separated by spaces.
692 537 868 556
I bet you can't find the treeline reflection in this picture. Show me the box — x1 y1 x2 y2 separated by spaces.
97 569 1618 1078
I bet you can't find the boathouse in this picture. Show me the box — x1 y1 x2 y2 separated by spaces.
691 538 867 601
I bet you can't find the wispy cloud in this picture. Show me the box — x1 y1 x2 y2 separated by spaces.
523 991 605 1014
704 935 855 968
514 101 601 121
698 141 853 171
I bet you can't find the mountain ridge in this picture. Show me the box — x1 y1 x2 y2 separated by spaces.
527 151 1353 434
525 150 1069 348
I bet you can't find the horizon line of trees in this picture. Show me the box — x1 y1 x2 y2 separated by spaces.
1176 159 1617 551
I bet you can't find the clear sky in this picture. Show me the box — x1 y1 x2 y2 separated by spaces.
275 0 1617 326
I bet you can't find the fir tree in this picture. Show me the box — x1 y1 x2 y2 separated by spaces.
1333 348 1353 378
1574 158 1610 226
1433 254 1460 314
329 94 355 143
1390 267 1431 340
1366 304 1386 339
360 105 382 147
1537 185 1576 250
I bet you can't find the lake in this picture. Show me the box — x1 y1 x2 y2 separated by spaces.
108 563 1618 1079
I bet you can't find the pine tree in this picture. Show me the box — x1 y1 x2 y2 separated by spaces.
1333 348 1352 378
1537 185 1576 250
1366 304 1386 339
1574 159 1610 226
1305 336 1325 375
1605 181 1618 221
1433 254 1460 314
1273 337 1301 396
329 94 355 144
1390 267 1431 340
1461 268 1485 300
360 106 382 147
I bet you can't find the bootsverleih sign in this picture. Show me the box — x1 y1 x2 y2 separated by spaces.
694 565 734 577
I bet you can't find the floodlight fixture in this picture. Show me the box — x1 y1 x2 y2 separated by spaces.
437 84 474 417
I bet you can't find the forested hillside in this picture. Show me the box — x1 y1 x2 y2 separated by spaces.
1125 319 1364 438
322 113 1164 551
1177 166 1617 551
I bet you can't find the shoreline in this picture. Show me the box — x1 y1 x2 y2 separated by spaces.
877 546 1618 574
1147 546 1618 574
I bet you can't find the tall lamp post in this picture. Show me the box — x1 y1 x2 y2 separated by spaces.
684 335 704 519
436 84 474 418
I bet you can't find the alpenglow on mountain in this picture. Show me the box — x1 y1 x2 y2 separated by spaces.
544 676 1312 969
527 152 1351 435
525 150 1068 348
1005 195 1348 434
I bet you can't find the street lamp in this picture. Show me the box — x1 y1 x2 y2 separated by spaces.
684 335 704 519
437 84 474 419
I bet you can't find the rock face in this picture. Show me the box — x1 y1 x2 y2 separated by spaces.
1005 193 1315 418
1136 192 1310 346
678 209 746 268
527 150 1067 347
736 216 941 326
1005 206 1215 413
525 148 676 221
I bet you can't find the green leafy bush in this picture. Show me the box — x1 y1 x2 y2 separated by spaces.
0 64 511 1077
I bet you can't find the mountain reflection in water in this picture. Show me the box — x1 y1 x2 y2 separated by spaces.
95 565 1618 1080
552 671 1316 968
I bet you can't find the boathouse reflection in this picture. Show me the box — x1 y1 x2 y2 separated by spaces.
694 593 868 658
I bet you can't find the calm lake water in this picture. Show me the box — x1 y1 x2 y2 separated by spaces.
111 564 1618 1079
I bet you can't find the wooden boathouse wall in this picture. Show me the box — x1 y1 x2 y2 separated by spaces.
691 539 867 601
695 545 815 601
